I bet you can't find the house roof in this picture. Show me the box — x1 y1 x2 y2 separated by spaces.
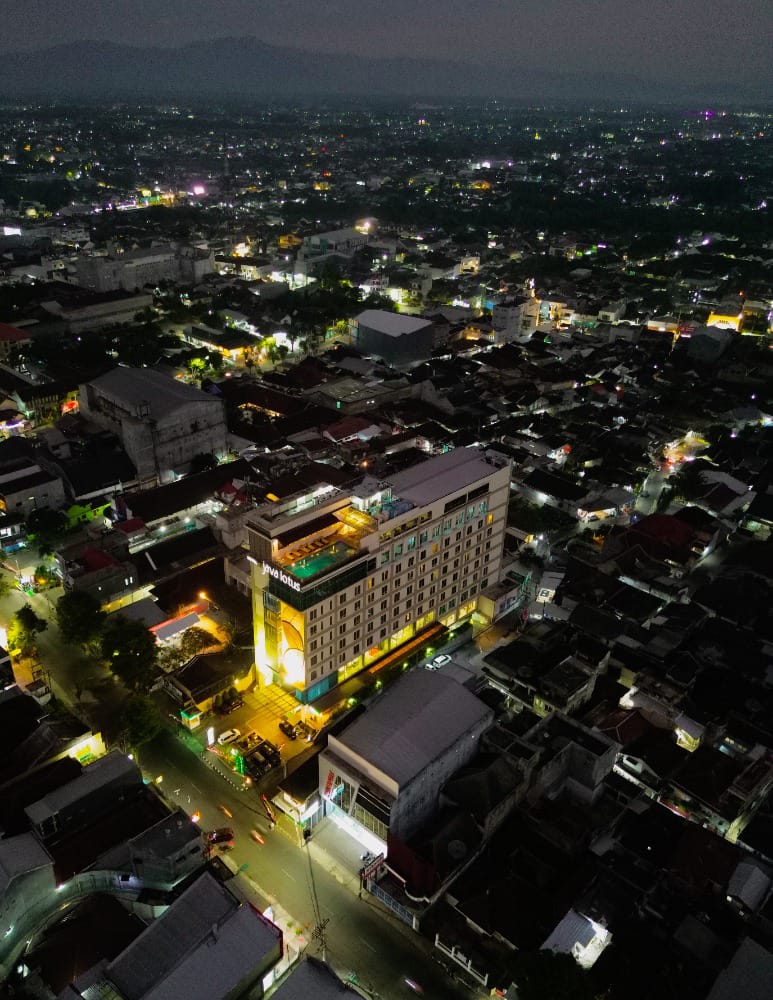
0 322 32 343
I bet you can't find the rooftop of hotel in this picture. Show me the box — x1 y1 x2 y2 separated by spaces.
248 448 509 584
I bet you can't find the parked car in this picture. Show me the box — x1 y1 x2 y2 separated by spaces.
216 696 244 716
279 720 298 740
208 827 234 845
217 729 241 745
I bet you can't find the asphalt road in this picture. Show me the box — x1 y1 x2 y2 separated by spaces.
139 732 476 1000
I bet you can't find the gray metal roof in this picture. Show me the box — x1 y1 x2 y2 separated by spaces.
354 309 432 338
86 367 222 421
390 446 505 508
269 957 358 998
107 872 279 1000
332 670 492 788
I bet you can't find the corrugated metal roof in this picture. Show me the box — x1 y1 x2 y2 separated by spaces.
332 671 492 788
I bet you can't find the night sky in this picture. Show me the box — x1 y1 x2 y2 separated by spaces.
4 0 773 92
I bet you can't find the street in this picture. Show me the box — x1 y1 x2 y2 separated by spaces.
139 732 475 1000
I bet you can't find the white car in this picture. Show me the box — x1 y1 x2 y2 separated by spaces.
427 654 451 669
217 729 241 745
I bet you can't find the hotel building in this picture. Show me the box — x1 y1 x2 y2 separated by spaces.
247 448 511 704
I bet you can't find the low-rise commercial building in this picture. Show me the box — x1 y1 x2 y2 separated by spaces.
319 670 494 852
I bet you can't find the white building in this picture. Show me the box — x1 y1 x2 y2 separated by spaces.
319 669 493 850
79 367 228 486
492 296 539 340
247 448 511 703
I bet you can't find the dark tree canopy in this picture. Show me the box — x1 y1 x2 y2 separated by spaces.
122 694 163 748
101 616 158 691
56 591 106 647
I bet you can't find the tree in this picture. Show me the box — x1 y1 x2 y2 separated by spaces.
9 603 47 654
122 694 163 748
189 452 218 474
25 507 68 544
179 625 216 660
671 460 709 502
101 616 158 692
503 950 594 1000
55 591 106 647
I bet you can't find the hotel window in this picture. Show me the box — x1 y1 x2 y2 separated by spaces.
310 654 318 665
432 525 441 538
339 624 347 635
381 552 390 566
368 577 375 589
455 513 464 527
339 639 346 650
382 571 389 581
381 599 388 610
395 562 402 573
419 530 428 544
368 593 374 604
354 615 361 626
381 615 387 626
487 513 494 525
309 609 317 620
339 594 347 605
354 600 361 611
406 585 413 596
479 501 488 514
354 584 361 595
311 671 318 680
394 543 403 557
380 628 387 639
354 630 360 641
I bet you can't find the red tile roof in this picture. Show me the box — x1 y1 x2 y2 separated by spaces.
0 322 33 342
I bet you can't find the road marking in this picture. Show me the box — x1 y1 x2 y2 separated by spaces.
280 868 297 882
358 936 376 951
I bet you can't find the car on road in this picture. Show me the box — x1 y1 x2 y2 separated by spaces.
279 720 298 740
217 729 241 745
427 654 451 669
208 827 234 845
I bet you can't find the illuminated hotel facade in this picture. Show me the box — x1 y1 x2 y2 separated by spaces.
247 448 511 703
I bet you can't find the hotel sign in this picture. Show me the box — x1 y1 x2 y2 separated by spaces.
262 561 301 592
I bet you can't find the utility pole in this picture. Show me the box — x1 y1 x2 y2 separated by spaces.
304 839 329 961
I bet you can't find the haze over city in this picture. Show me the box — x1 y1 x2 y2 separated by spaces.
0 3 772 1000
2 0 773 100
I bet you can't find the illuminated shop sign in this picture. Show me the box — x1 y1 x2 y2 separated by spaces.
262 561 301 592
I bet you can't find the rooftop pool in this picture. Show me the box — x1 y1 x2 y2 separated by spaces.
289 540 357 579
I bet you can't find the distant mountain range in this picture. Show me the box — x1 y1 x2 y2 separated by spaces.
0 37 766 104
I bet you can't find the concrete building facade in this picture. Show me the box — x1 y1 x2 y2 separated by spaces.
79 368 228 486
247 448 511 703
